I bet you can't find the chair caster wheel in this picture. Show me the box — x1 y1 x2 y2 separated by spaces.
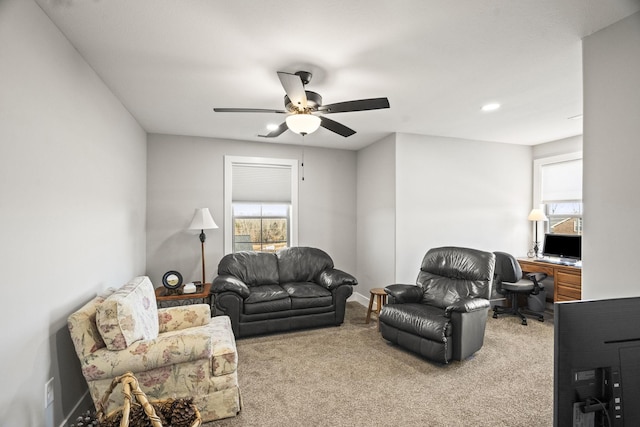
521 319 528 326
492 312 498 319
538 318 544 322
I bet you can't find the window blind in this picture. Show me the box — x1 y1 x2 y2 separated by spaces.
232 164 292 202
541 159 582 203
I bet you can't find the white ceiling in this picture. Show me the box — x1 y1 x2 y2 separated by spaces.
35 0 640 150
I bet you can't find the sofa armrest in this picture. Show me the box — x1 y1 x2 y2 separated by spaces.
445 297 490 316
157 304 210 333
384 284 422 304
211 274 250 298
318 269 358 290
79 324 216 381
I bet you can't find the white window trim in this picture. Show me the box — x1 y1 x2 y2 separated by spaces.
533 151 582 234
224 156 299 254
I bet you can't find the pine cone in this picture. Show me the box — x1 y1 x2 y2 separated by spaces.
169 398 198 427
129 402 168 427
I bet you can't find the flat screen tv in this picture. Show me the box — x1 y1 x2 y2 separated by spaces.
555 297 640 426
543 233 582 261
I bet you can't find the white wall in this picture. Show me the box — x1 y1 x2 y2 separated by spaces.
582 12 640 299
355 134 396 303
533 135 582 160
146 134 357 286
394 133 532 283
0 1 147 426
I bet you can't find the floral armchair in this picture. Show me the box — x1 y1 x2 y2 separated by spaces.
68 276 241 422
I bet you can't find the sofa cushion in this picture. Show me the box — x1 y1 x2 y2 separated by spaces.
379 303 452 343
281 282 333 309
96 276 159 350
244 298 291 315
277 247 334 283
244 284 289 304
218 251 279 286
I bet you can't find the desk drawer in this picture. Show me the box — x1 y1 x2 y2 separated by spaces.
556 270 581 300
519 261 554 276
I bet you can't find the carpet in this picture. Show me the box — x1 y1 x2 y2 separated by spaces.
207 302 554 426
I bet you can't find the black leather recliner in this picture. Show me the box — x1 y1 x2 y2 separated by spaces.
211 247 357 338
379 247 496 364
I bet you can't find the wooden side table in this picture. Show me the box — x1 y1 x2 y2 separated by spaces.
154 283 212 309
366 288 388 331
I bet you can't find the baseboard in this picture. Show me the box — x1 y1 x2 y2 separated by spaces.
349 291 373 308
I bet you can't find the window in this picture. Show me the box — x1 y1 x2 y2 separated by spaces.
232 203 290 252
533 152 583 236
224 156 298 254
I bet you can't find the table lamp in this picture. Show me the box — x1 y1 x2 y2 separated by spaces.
527 208 548 258
189 208 218 284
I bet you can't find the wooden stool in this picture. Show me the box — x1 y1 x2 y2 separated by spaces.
366 288 388 330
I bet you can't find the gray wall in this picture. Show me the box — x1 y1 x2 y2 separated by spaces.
582 12 640 299
355 134 397 304
395 133 532 282
146 134 357 287
356 132 532 290
0 1 147 426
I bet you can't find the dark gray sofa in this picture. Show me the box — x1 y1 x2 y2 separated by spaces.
211 247 357 338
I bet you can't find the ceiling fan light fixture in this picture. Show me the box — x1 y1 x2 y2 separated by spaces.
286 113 321 135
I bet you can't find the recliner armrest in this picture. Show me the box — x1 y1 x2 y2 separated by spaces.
384 284 422 304
445 297 490 316
318 269 358 290
211 275 250 298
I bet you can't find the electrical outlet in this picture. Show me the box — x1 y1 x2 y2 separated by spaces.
45 377 54 408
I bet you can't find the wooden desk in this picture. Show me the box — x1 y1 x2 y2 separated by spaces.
517 259 582 302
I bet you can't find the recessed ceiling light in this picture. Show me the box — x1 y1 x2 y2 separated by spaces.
481 103 501 112
266 123 279 131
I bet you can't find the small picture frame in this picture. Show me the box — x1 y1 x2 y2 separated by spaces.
162 270 183 290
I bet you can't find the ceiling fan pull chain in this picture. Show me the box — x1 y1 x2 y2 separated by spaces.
301 135 305 181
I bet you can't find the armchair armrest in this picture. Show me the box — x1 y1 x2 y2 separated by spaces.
525 272 547 295
384 284 422 304
157 304 210 333
318 269 358 290
445 297 490 316
211 274 250 298
80 325 216 381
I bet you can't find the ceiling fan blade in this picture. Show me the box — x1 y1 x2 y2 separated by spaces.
277 71 307 110
214 108 286 113
318 97 390 114
319 116 356 137
258 122 289 138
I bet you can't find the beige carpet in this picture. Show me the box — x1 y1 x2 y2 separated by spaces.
207 302 554 427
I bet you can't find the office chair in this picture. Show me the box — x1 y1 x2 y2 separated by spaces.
492 251 547 325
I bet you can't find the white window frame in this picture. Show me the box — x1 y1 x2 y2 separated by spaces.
533 151 583 234
224 156 298 254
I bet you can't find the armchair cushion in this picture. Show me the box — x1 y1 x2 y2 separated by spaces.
96 276 159 350
380 303 452 342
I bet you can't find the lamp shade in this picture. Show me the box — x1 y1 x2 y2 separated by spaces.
527 208 548 222
189 208 218 230
285 114 321 135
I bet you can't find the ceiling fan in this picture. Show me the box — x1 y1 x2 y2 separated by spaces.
213 71 390 138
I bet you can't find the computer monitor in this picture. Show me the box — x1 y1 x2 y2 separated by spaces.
555 298 640 426
542 233 581 261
